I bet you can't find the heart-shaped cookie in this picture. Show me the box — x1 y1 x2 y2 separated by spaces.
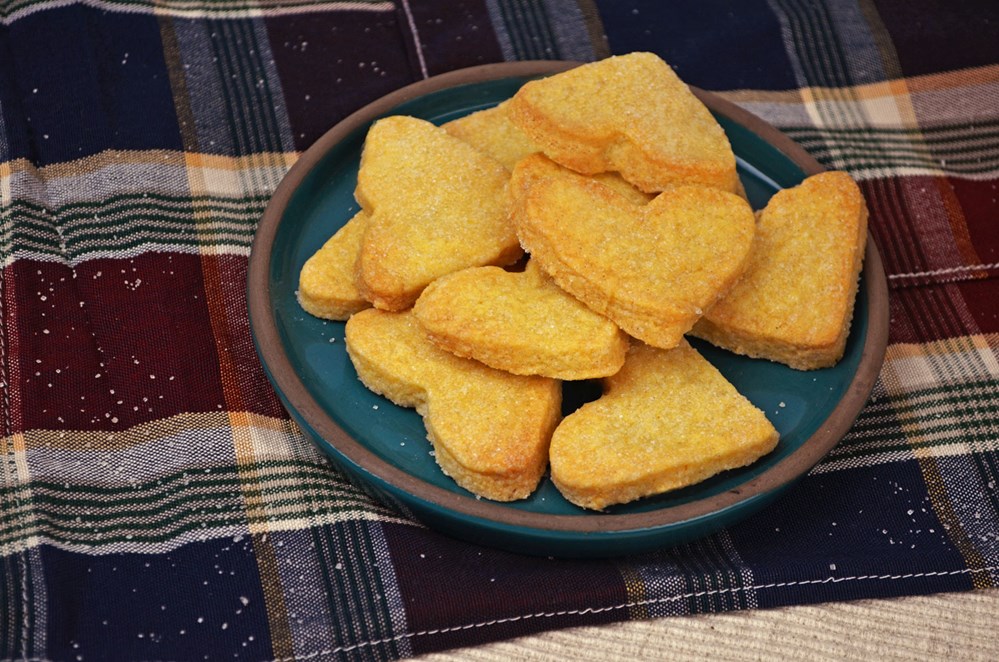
413 260 629 379
550 340 779 510
355 115 522 311
692 171 868 369
506 52 739 194
344 308 561 501
298 210 371 320
510 154 755 349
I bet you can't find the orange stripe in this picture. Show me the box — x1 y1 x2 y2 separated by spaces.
199 250 299 657
617 565 650 619
917 456 994 589
720 63 999 105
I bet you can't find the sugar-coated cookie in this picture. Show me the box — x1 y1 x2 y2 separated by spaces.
298 210 371 320
550 340 779 510
344 308 561 501
692 171 868 369
443 102 653 205
507 52 739 194
511 154 755 349
355 115 522 311
414 260 629 380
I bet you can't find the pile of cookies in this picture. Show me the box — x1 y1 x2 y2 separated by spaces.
297 53 868 510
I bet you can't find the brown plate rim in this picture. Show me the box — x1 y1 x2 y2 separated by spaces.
248 60 889 534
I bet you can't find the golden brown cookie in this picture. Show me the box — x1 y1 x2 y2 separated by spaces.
510 154 755 349
550 340 779 510
442 101 539 171
691 171 868 370
298 210 371 320
413 260 629 379
443 102 653 205
507 52 739 194
355 115 522 311
344 308 561 501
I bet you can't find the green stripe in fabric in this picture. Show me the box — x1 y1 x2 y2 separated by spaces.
0 498 389 548
0 556 11 657
0 484 379 538
210 20 261 160
525 0 560 58
775 0 849 89
62 216 260 237
784 132 999 159
774 94 999 175
3 194 269 257
784 123 999 142
839 395 999 443
355 520 402 658
1 474 371 511
60 232 256 254
207 20 262 164
8 193 269 216
4 239 251 264
0 552 36 659
884 378 999 409
815 378 999 468
242 21 289 160
692 538 751 612
0 461 398 548
783 136 999 167
845 380 999 433
208 18 288 177
309 524 344 642
495 0 531 60
828 419 999 463
639 537 753 616
0 459 371 500
828 427 998 465
785 2 845 88
320 523 368 650
221 19 279 157
0 555 19 657
7 199 268 224
970 451 999 522
58 191 271 213
790 151 999 174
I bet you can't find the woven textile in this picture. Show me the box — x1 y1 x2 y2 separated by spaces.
1 0 997 659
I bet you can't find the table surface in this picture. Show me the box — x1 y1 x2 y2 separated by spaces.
1 1 998 661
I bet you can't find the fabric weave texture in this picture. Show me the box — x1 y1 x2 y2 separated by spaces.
1 0 998 659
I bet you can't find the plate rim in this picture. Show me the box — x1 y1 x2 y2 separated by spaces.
248 60 889 535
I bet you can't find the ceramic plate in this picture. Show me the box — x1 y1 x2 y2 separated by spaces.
248 61 889 558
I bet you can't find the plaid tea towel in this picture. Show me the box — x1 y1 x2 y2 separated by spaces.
1 0 998 659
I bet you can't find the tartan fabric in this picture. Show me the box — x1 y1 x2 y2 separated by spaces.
0 0 997 660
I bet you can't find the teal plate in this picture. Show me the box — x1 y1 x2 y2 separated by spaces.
248 61 889 558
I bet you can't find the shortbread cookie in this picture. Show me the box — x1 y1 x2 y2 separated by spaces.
511 154 755 349
344 308 561 501
444 102 653 205
355 115 522 311
692 171 868 370
413 260 629 379
507 52 739 194
550 341 779 510
298 210 371 320
442 101 539 171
